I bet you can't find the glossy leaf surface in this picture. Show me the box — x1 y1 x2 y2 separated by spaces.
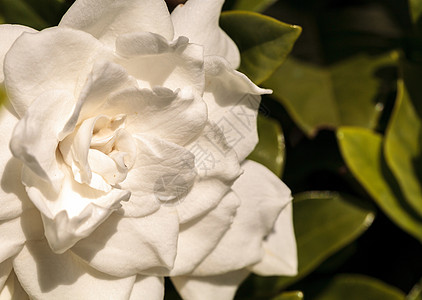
276 191 375 289
337 127 422 242
385 82 422 217
231 0 278 13
220 11 301 84
265 53 396 137
248 114 285 176
313 274 405 300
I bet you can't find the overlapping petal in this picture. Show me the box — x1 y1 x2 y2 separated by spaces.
175 123 242 223
204 56 271 161
128 276 164 300
189 160 291 276
0 25 36 82
169 192 240 276
0 258 13 291
0 218 26 264
119 133 197 217
115 32 204 93
71 207 179 277
4 27 109 117
59 0 174 48
22 164 130 254
13 240 136 300
99 85 207 146
0 271 29 300
172 269 250 300
62 60 137 135
10 90 74 184
250 202 297 276
60 114 134 189
0 105 29 221
171 0 240 69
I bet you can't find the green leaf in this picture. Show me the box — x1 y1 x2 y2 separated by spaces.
0 0 48 29
409 0 422 26
407 278 422 300
313 274 405 300
385 81 422 217
272 291 304 300
264 53 397 137
232 0 278 13
0 0 68 30
402 58 422 118
248 114 285 176
337 127 422 242
276 191 375 289
220 11 301 84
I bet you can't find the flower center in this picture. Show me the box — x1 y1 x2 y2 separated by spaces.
58 114 137 192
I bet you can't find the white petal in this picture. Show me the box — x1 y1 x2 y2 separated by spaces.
61 60 136 137
101 85 207 146
0 24 37 82
169 192 240 276
0 208 43 267
59 0 174 48
234 160 292 233
176 123 241 223
88 149 129 186
10 90 74 184
13 240 136 300
129 276 164 300
233 161 296 276
250 202 298 276
0 218 25 264
115 33 204 93
171 0 240 68
4 27 107 117
171 269 250 300
190 160 292 276
189 195 262 276
0 105 30 221
204 56 271 161
116 32 185 57
60 115 133 189
116 194 161 219
71 207 179 277
119 134 196 217
0 258 12 291
0 271 29 300
22 165 130 254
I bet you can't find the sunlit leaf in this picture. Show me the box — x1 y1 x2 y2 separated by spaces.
272 291 304 300
220 11 301 84
248 114 285 176
337 127 422 242
313 274 405 300
385 81 422 217
275 191 375 289
265 53 397 137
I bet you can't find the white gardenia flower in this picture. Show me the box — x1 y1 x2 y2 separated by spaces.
0 0 297 299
